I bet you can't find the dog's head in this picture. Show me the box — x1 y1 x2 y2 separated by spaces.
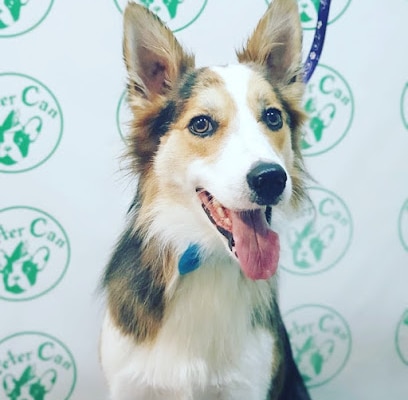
123 0 306 281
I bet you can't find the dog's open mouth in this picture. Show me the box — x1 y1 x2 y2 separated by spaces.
197 189 280 280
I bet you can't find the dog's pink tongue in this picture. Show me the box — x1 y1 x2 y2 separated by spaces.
230 210 280 280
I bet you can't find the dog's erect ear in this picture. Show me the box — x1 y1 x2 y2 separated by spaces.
237 0 303 84
123 4 195 101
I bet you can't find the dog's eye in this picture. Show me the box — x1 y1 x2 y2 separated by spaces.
188 116 216 137
263 108 283 131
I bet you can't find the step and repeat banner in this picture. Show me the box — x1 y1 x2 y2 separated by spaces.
1 1 408 399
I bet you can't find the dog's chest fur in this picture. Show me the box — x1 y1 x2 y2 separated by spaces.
101 255 278 399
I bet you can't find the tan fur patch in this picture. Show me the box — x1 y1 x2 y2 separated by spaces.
169 70 237 162
277 81 308 207
246 72 291 154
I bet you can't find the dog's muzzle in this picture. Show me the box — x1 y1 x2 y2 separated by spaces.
246 162 287 206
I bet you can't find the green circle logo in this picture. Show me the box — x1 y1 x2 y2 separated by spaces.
0 73 63 173
401 83 408 130
285 304 352 387
0 206 70 301
281 187 353 275
396 309 408 365
117 90 130 142
0 0 54 38
301 64 354 156
265 0 351 30
0 331 76 399
399 199 408 252
114 0 207 32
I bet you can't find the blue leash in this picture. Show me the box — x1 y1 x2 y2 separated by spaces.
303 0 332 83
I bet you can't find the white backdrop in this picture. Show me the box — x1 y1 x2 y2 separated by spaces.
1 1 408 399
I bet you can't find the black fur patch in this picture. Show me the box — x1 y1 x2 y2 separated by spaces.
149 100 177 137
178 70 198 101
274 305 311 400
147 70 200 138
103 227 164 311
103 205 165 339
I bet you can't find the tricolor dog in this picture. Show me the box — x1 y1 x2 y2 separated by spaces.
100 1 311 399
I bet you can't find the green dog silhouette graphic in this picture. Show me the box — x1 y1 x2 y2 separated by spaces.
139 0 182 20
289 222 335 268
297 0 319 23
0 110 42 165
294 336 335 383
301 97 336 150
403 311 408 326
3 365 57 400
0 241 50 294
0 0 29 29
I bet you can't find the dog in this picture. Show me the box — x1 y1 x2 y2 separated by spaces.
0 241 50 294
3 365 57 400
100 1 311 398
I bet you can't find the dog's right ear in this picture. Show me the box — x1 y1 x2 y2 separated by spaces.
123 4 195 102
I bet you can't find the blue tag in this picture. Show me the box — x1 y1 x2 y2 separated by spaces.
178 244 201 275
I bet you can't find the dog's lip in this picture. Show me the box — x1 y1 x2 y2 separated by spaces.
196 189 233 233
196 188 236 252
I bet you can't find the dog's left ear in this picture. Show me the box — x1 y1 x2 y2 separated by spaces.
237 0 303 85
123 4 195 101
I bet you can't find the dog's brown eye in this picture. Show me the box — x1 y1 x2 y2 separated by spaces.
189 116 216 137
263 108 283 131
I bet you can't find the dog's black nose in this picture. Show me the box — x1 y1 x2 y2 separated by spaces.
247 162 287 205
